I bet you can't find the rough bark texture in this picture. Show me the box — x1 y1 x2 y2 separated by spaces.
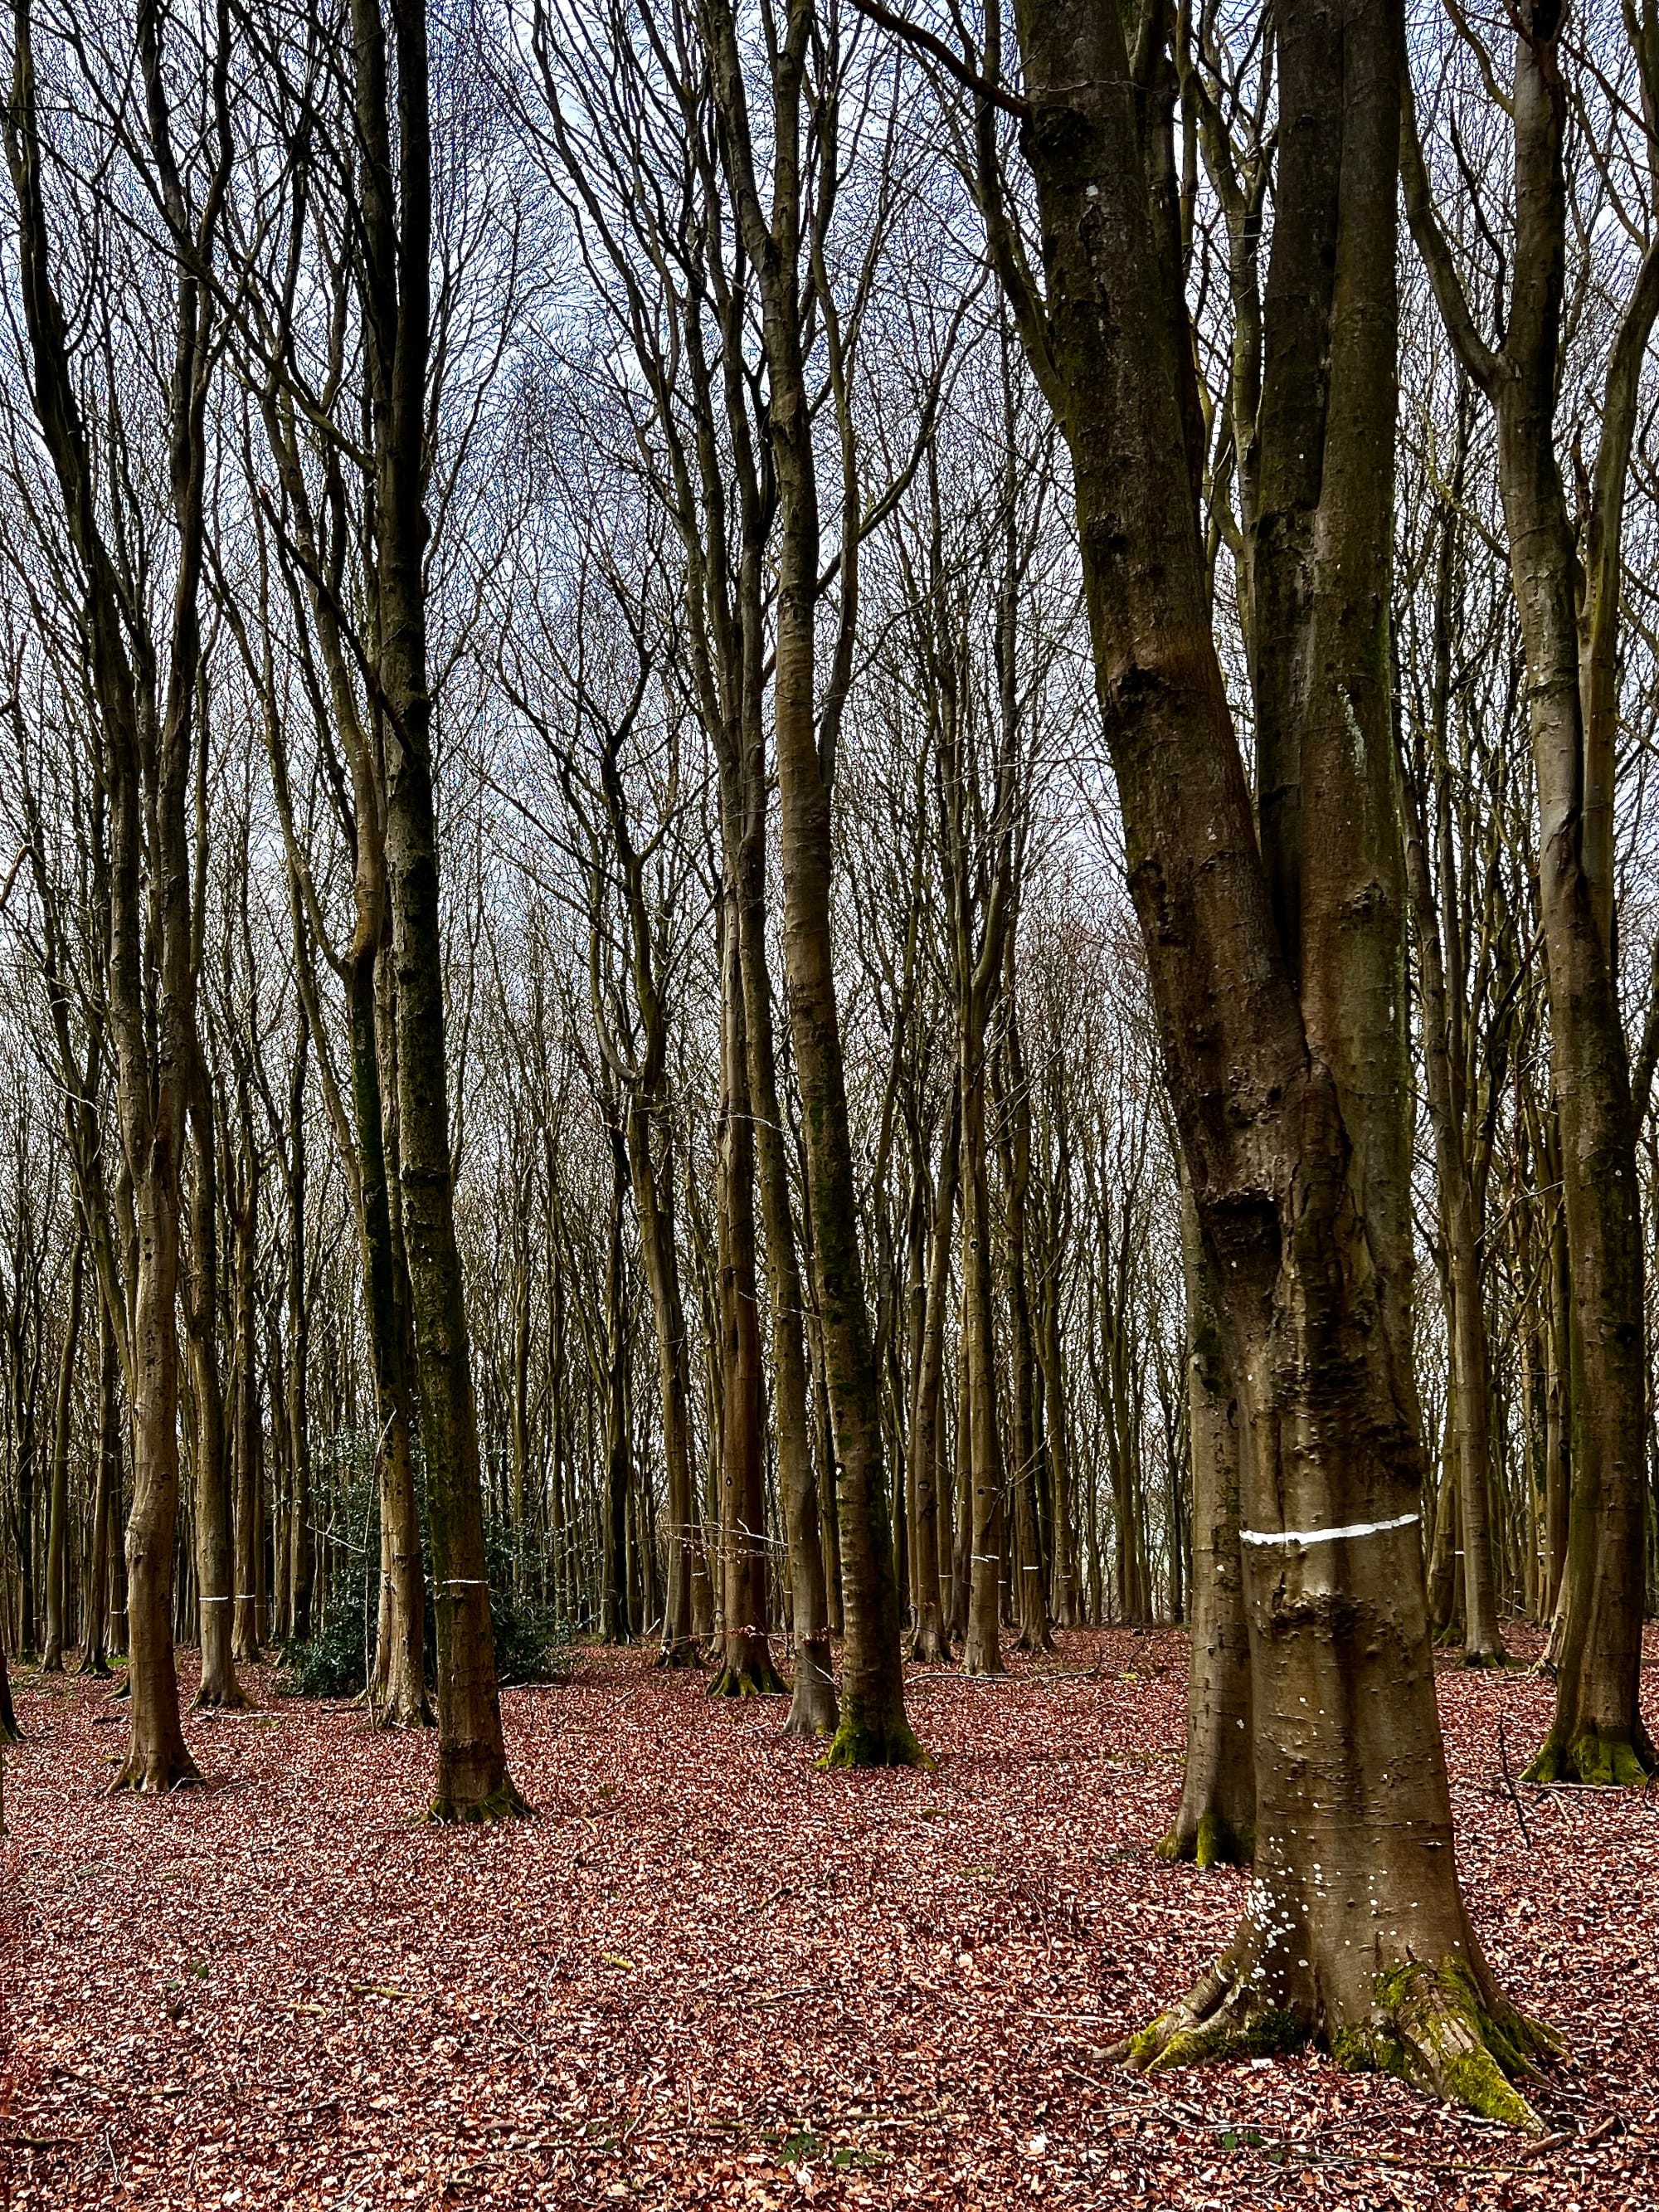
993 0 1546 2119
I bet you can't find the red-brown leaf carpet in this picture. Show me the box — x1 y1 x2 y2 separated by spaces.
5 1627 1656 2209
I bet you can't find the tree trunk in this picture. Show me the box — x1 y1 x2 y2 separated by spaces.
708 905 781 1695
41 1228 85 1670
907 1093 958 1664
352 0 519 1819
1160 1176 1253 1865
997 0 1545 2115
1404 0 1656 1786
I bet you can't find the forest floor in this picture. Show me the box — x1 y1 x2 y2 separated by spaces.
3 1628 1657 2211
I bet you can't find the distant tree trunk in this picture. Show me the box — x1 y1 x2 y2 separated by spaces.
1399 758 1505 1665
80 1297 117 1677
285 1020 314 1643
997 1011 1053 1654
907 1093 958 1663
231 1114 263 1666
41 1229 85 1670
708 904 780 1695
600 1111 633 1646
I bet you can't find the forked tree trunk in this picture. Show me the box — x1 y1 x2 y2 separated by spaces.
989 0 1547 2118
704 0 917 1766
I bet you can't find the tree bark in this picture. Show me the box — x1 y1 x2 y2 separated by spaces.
1402 1 1657 1786
983 0 1547 2116
41 1228 85 1671
351 0 519 1817
1160 1177 1253 1866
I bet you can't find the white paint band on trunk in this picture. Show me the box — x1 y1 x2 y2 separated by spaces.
1240 1512 1420 1549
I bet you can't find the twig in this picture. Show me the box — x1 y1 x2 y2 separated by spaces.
1497 1714 1532 1846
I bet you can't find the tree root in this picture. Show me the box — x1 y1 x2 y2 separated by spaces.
707 1652 787 1698
110 1748 205 1794
654 1636 703 1670
1115 1951 1556 2131
1155 1809 1253 1869
193 1678 255 1714
819 1698 931 1770
426 1779 533 1825
1522 1726 1656 1788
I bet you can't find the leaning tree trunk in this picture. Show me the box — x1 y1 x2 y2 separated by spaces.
991 0 1547 2118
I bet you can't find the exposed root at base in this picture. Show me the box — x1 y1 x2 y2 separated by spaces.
367 1688 435 1730
819 1704 932 1771
110 1752 205 1794
1522 1726 1656 1788
426 1780 533 1825
193 1680 255 1714
707 1659 786 1698
1155 1809 1253 1869
655 1639 704 1670
1114 1952 1556 2132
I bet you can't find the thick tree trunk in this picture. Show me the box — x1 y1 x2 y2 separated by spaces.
1000 0 1545 2117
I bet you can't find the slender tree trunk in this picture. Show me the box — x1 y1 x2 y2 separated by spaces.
80 1296 116 1677
907 1094 958 1663
1404 0 1656 1786
352 0 518 1818
41 1229 85 1670
1160 1176 1253 1865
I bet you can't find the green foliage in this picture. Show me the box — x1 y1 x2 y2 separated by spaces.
277 1439 578 1701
